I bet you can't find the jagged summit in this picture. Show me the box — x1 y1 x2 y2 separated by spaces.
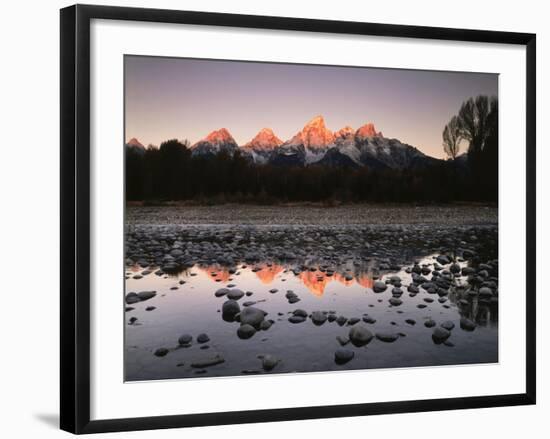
191 128 238 157
356 123 383 139
243 128 283 150
286 115 335 149
334 126 355 139
199 128 236 145
157 116 439 170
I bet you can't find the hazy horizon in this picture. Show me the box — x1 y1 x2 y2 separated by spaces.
125 55 498 159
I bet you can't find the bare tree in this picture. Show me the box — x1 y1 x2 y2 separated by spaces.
442 115 461 160
456 95 498 156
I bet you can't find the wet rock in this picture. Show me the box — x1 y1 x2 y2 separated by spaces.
375 332 399 343
311 311 328 325
408 284 419 294
197 333 210 344
191 355 225 368
389 275 401 285
327 314 338 323
269 288 278 294
347 317 360 326
362 315 376 324
336 335 350 346
373 281 387 293
441 321 455 331
349 325 374 346
240 307 266 327
259 354 279 371
178 334 193 346
128 317 138 325
227 289 245 300
336 316 348 326
154 348 169 357
222 299 240 317
405 319 416 326
125 292 140 304
424 319 436 328
237 324 256 339
137 291 156 301
432 327 451 344
145 306 156 311
392 287 403 296
288 315 306 324
437 255 451 265
293 309 308 318
260 319 273 330
389 297 403 306
215 288 229 297
450 263 461 274
460 317 477 331
125 306 134 312
335 349 354 365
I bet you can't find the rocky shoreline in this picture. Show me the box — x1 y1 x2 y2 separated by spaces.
124 205 498 380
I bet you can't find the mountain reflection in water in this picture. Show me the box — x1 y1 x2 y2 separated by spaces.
187 263 374 297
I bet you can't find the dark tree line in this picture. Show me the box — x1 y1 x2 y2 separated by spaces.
126 95 498 204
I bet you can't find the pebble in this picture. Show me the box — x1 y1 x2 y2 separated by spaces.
460 317 477 331
349 325 374 346
432 327 451 344
375 332 399 343
178 334 193 346
334 349 354 364
237 324 256 339
154 348 169 357
191 355 225 368
197 333 210 344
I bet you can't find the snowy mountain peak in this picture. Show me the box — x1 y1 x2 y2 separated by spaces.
201 128 236 145
191 128 238 157
334 126 355 139
356 123 383 139
243 128 283 150
287 115 335 149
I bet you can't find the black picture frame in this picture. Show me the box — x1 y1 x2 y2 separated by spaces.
60 4 536 434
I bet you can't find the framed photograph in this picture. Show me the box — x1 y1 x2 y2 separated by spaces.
60 4 536 434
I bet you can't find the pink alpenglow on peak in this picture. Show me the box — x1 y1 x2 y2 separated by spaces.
190 127 239 157
244 128 283 150
200 128 236 145
127 137 144 148
288 115 335 149
334 126 355 139
355 123 383 139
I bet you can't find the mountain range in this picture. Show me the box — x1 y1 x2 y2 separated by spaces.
127 116 441 170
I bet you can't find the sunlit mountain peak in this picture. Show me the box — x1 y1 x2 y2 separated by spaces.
356 122 383 139
243 127 283 150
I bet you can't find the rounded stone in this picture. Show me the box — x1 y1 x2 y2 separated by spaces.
334 349 355 365
349 325 374 346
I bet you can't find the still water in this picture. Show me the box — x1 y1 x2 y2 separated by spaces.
125 254 498 381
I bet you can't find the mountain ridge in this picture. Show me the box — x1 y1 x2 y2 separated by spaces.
131 115 442 170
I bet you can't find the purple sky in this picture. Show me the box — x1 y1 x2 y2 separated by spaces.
125 55 497 159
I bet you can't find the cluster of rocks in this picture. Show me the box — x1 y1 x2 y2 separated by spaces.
125 223 497 277
215 288 275 339
124 216 498 376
